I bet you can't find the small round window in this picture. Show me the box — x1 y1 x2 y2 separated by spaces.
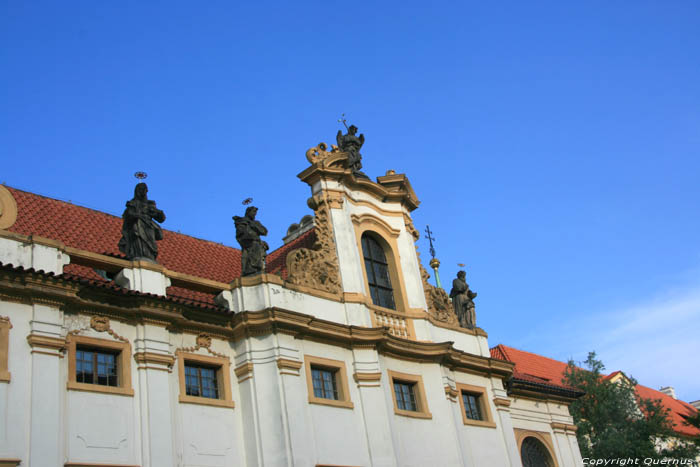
520 436 554 467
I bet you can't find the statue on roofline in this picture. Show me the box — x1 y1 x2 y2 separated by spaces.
449 270 477 329
233 206 269 276
336 124 369 179
118 182 166 262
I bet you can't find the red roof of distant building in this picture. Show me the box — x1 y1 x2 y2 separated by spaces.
4 186 314 306
491 344 700 438
490 344 578 392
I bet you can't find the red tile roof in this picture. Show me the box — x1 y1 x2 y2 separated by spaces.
490 344 578 392
4 186 314 306
491 344 700 438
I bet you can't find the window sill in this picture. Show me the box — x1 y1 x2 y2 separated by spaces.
179 394 235 409
308 396 354 409
463 418 497 428
394 408 432 419
67 381 134 397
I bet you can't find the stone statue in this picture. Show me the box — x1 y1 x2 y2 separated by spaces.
233 206 269 276
336 125 368 179
449 270 477 329
118 183 166 262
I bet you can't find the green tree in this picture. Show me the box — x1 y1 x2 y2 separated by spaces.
563 352 699 461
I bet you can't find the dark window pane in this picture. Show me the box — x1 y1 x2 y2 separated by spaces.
394 382 417 411
184 364 219 399
76 347 118 387
311 367 338 400
462 393 483 420
361 234 396 310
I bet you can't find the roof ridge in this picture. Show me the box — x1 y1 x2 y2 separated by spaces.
498 344 568 366
7 185 244 252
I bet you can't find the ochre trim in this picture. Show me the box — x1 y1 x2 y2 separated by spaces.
350 214 401 238
456 383 497 428
387 370 432 419
0 317 11 382
176 350 235 409
304 355 354 409
550 422 577 433
27 334 66 352
514 429 559 467
353 372 382 385
134 352 175 366
0 459 21 467
493 397 511 407
0 267 515 380
234 362 254 383
277 357 303 375
0 186 18 230
66 335 134 397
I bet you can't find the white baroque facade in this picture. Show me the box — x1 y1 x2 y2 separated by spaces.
0 144 583 466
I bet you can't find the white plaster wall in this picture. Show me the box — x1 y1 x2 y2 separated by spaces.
0 301 32 462
300 340 371 467
510 397 583 467
381 356 463 467
0 237 69 274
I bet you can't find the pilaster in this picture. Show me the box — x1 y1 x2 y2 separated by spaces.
492 388 523 467
134 323 175 467
351 347 397 467
27 303 65 467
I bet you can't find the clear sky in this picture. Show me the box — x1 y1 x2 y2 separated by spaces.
2 2 699 401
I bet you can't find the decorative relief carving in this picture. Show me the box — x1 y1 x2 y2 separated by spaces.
285 197 342 295
177 333 226 358
418 249 458 326
305 142 344 165
89 316 129 342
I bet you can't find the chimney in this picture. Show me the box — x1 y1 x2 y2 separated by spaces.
659 386 676 399
690 400 700 410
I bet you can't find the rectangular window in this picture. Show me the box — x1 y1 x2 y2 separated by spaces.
304 355 353 409
176 351 235 408
67 335 134 396
456 383 496 428
462 392 483 420
185 364 219 399
393 381 417 411
311 367 338 400
76 347 118 387
387 370 432 419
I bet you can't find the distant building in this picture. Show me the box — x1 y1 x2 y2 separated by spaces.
0 141 584 466
492 345 700 464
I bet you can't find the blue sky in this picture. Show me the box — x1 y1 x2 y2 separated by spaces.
2 2 699 401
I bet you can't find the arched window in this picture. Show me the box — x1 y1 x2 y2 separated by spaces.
361 233 396 310
520 436 555 467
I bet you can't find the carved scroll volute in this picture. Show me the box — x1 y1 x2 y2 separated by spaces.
306 143 333 164
417 250 458 325
285 198 342 295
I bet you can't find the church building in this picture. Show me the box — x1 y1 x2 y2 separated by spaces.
0 131 584 466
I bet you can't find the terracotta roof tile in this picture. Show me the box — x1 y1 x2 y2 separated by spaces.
4 186 316 308
491 345 700 438
490 344 577 391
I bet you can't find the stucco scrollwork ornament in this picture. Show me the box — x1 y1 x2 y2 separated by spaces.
177 333 226 358
418 251 458 326
285 197 342 295
195 333 212 349
305 142 334 165
87 315 129 342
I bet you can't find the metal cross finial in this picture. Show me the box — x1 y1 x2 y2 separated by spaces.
337 113 349 130
425 225 436 259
